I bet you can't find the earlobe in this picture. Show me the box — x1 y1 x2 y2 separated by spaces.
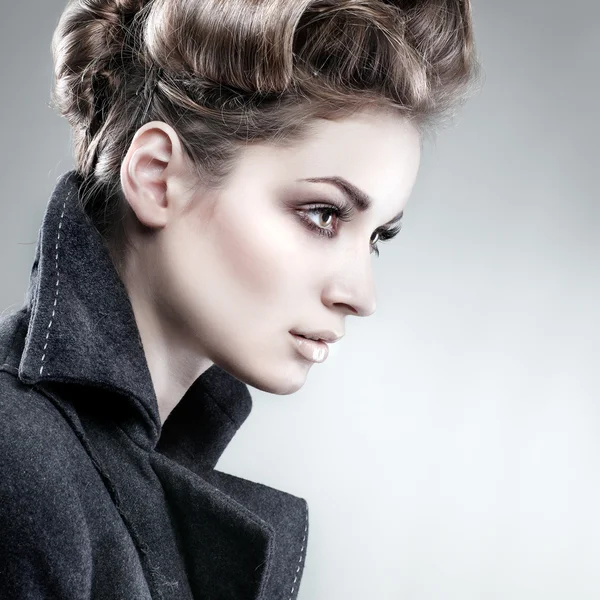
120 123 180 229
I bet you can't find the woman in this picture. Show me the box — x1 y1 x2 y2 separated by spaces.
0 0 478 598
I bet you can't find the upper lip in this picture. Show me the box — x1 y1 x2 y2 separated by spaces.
291 330 344 343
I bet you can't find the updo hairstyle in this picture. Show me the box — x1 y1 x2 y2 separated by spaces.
51 0 479 264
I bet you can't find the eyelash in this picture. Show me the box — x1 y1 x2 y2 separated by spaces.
297 201 402 257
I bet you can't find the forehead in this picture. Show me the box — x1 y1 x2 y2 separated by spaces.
232 109 422 211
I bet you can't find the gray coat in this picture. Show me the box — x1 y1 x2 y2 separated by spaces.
0 171 309 599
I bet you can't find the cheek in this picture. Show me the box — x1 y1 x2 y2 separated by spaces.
216 215 286 295
153 206 319 364
176 207 297 316
218 224 280 293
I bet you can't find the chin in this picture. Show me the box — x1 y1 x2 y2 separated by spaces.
247 368 310 395
253 378 305 396
218 357 310 395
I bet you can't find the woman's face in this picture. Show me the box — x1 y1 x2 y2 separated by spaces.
123 108 421 395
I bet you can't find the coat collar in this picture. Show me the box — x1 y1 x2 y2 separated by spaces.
6 170 310 599
17 170 253 461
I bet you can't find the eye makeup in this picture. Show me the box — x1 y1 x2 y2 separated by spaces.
296 198 402 257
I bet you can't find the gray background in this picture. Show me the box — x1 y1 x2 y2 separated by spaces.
1 1 599 599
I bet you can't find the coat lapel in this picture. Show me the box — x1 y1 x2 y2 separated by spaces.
153 448 309 600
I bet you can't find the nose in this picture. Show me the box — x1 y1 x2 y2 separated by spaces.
322 252 377 317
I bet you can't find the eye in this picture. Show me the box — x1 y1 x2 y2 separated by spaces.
297 203 398 257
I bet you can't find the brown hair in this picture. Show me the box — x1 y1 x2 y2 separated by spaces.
51 0 479 262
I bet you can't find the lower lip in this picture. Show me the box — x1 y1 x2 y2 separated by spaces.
291 333 329 363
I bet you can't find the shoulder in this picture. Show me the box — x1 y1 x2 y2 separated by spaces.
0 368 80 465
0 369 90 511
0 371 93 597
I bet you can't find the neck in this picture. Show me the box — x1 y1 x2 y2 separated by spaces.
116 247 214 425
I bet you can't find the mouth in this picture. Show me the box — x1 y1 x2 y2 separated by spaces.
289 330 343 344
290 332 330 363
292 333 326 342
291 332 327 343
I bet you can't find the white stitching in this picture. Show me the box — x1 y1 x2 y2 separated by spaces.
39 193 69 376
288 502 309 599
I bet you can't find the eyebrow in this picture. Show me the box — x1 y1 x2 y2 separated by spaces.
297 176 404 226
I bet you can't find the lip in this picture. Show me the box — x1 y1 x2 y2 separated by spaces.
289 329 344 344
291 333 330 363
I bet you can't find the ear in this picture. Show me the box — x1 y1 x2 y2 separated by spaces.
120 122 187 229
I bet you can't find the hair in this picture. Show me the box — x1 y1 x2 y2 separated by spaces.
51 0 479 269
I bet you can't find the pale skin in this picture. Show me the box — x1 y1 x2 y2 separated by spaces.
117 107 422 424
